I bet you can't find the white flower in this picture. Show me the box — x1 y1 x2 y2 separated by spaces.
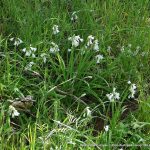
25 62 34 70
86 107 92 117
83 106 92 118
68 48 72 52
9 105 20 118
93 40 99 51
52 25 59 35
127 80 131 84
14 38 23 46
87 35 95 46
22 48 31 56
95 54 104 63
71 12 78 21
40 53 47 63
50 42 60 53
104 125 109 132
86 36 99 51
10 37 14 41
68 35 83 47
106 88 120 102
128 83 137 98
120 46 125 52
106 93 114 102
30 46 37 52
22 45 37 57
10 37 23 46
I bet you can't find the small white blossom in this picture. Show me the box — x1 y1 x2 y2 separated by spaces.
52 25 59 35
86 36 99 51
128 83 137 99
71 12 78 21
40 53 47 63
87 35 95 46
25 62 34 70
31 53 35 58
68 35 83 47
106 88 120 102
10 38 14 41
120 46 125 52
68 48 72 52
49 42 60 53
127 80 131 84
10 37 23 46
95 54 104 63
22 45 37 58
30 46 37 52
83 106 92 118
9 105 20 118
104 125 109 132
93 40 99 51
22 48 31 56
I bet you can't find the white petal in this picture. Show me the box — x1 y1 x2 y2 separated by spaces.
10 38 14 41
22 48 26 52
32 53 35 58
25 51 31 56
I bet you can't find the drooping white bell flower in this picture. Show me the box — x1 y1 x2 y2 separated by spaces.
9 105 20 118
52 25 60 35
10 37 23 46
95 54 104 63
50 42 60 53
106 88 120 102
68 35 83 47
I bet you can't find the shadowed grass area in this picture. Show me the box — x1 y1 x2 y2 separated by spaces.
0 0 150 149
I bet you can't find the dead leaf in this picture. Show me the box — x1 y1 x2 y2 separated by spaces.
8 95 35 112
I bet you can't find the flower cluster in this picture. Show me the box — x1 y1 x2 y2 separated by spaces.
86 35 99 51
95 54 104 63
71 12 78 22
68 35 83 47
50 42 60 53
87 35 95 46
128 81 137 98
10 37 23 46
93 40 99 51
106 88 120 102
22 45 37 58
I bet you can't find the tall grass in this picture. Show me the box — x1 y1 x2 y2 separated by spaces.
0 0 150 149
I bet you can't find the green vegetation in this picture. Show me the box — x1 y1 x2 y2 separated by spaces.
0 0 150 149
